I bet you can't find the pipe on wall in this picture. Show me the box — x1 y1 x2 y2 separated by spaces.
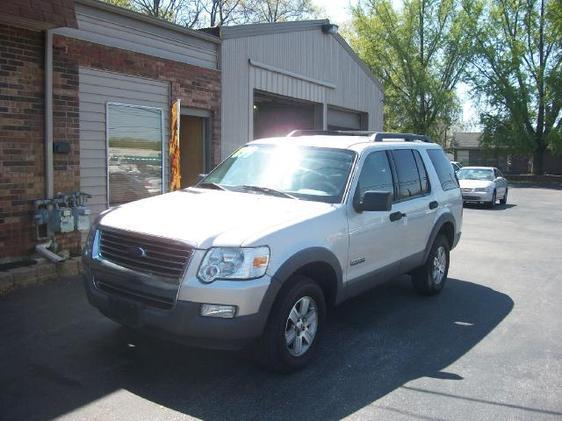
45 29 54 199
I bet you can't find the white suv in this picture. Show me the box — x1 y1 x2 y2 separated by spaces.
82 131 462 371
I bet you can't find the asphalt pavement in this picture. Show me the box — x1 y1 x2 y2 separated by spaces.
1 186 561 420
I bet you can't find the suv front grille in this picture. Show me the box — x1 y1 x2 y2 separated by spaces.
98 228 192 280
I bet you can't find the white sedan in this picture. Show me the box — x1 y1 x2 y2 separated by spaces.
457 166 508 207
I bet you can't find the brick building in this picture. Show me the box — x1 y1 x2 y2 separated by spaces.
0 0 221 259
1 0 384 261
453 132 562 175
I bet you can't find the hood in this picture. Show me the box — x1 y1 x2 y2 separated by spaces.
99 188 334 249
458 179 494 189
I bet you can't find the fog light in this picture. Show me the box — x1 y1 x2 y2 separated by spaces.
200 304 237 318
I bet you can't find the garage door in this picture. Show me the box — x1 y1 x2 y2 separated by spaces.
79 67 170 215
327 108 362 131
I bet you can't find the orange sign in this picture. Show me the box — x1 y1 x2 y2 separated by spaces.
169 99 181 191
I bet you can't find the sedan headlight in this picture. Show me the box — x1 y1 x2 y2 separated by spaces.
197 247 270 283
475 185 494 192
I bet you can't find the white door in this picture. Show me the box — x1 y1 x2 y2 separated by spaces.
389 149 435 258
494 168 508 198
347 151 402 281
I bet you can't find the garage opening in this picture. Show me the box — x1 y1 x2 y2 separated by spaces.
180 110 210 187
327 107 367 131
253 91 320 139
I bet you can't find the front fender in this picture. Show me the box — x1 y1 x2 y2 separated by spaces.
257 247 343 322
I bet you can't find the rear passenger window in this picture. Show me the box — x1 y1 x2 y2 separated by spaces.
427 149 459 191
413 150 430 194
356 151 394 198
391 149 423 200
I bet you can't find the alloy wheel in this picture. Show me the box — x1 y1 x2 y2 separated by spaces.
285 296 318 357
432 246 447 285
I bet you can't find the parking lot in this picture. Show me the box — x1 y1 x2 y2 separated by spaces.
1 186 561 420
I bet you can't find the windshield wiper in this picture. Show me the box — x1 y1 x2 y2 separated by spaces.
197 182 227 191
239 185 297 199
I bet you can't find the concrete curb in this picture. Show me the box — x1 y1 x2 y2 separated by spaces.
0 257 81 295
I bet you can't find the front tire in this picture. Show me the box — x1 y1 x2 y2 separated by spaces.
411 235 450 295
487 190 497 208
500 188 508 205
258 276 326 372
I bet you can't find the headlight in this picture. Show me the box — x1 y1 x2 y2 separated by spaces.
197 247 270 283
83 227 101 259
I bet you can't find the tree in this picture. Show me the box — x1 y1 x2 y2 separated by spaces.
203 0 243 26
349 0 473 145
464 0 562 174
243 0 319 23
102 0 319 27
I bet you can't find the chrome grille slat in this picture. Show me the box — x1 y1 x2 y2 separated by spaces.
98 228 192 280
100 244 185 268
101 232 190 257
99 248 184 277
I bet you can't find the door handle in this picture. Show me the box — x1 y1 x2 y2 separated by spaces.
429 200 438 210
390 211 406 222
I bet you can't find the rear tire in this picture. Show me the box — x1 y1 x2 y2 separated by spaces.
257 275 326 373
411 235 450 296
500 189 508 205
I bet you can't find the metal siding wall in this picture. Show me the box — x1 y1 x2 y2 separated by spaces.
57 4 218 70
79 67 170 215
220 38 251 159
221 29 383 157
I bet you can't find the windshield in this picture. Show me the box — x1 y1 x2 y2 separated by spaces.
199 144 356 203
457 168 494 181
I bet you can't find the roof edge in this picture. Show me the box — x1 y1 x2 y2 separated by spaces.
76 0 221 44
220 19 330 39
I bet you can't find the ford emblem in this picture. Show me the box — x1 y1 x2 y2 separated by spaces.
127 246 147 258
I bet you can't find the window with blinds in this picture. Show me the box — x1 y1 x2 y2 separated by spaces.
107 103 164 207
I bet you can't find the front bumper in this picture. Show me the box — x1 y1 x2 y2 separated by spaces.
82 256 275 350
461 189 494 202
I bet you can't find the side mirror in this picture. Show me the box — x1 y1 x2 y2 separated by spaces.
355 191 392 212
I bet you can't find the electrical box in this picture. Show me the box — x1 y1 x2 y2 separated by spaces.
59 208 75 233
33 191 92 240
73 207 91 231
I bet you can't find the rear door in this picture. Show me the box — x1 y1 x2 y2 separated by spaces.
388 149 434 260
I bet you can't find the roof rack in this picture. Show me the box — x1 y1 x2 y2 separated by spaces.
286 130 432 143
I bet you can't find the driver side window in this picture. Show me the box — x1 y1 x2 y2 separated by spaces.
356 151 394 198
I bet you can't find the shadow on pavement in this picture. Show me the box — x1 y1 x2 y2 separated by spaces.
0 277 514 420
464 203 517 211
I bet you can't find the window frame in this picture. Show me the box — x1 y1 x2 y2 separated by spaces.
388 149 432 203
427 148 460 191
105 102 166 207
353 150 396 205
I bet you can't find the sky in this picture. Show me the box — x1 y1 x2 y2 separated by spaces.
312 0 479 131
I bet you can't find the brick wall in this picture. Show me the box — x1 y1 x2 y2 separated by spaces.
0 25 46 258
0 0 77 30
0 24 81 258
53 35 222 167
1 28 221 259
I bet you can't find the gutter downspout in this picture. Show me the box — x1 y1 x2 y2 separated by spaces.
45 29 54 199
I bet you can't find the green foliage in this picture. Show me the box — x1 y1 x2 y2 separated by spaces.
103 0 132 7
349 0 473 145
464 0 562 173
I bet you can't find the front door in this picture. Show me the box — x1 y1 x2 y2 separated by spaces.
347 151 403 282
